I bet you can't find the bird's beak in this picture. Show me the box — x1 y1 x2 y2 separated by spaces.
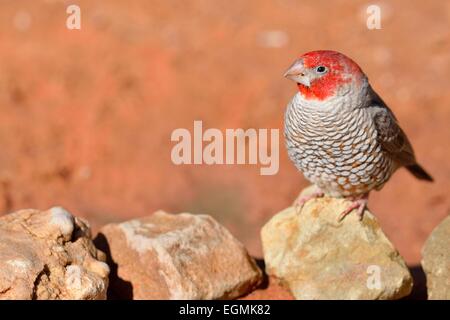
284 59 310 87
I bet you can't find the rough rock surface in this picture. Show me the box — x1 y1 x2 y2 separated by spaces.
261 186 413 300
95 210 262 299
421 215 450 300
0 207 110 300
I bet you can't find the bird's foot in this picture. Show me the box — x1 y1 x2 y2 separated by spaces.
338 194 369 222
294 189 324 214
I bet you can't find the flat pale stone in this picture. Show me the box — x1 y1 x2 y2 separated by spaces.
96 210 262 299
261 186 413 300
0 207 109 300
421 215 450 300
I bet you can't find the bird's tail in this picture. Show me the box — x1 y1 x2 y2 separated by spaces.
406 164 434 182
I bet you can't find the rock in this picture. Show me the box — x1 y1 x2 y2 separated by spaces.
0 207 109 300
421 215 450 300
95 210 262 299
261 186 413 300
241 276 295 300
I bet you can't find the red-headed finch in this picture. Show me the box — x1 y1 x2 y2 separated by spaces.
284 50 432 220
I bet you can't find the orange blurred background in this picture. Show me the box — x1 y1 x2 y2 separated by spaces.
0 0 448 265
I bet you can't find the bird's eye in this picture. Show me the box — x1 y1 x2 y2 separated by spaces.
315 66 327 74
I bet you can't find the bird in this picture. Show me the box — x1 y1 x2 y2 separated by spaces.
283 50 433 221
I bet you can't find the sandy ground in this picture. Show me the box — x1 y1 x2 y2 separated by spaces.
0 0 449 298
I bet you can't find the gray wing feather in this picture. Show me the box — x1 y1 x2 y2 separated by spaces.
368 88 417 166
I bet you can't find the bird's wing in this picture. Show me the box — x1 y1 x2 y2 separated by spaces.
368 89 417 166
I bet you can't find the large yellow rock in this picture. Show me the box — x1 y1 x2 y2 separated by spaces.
261 186 412 300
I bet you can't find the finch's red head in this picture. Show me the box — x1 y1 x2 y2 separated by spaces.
284 50 365 101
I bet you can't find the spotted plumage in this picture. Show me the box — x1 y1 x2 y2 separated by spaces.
283 50 432 219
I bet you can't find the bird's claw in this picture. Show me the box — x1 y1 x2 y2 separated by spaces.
294 190 324 214
338 196 368 222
